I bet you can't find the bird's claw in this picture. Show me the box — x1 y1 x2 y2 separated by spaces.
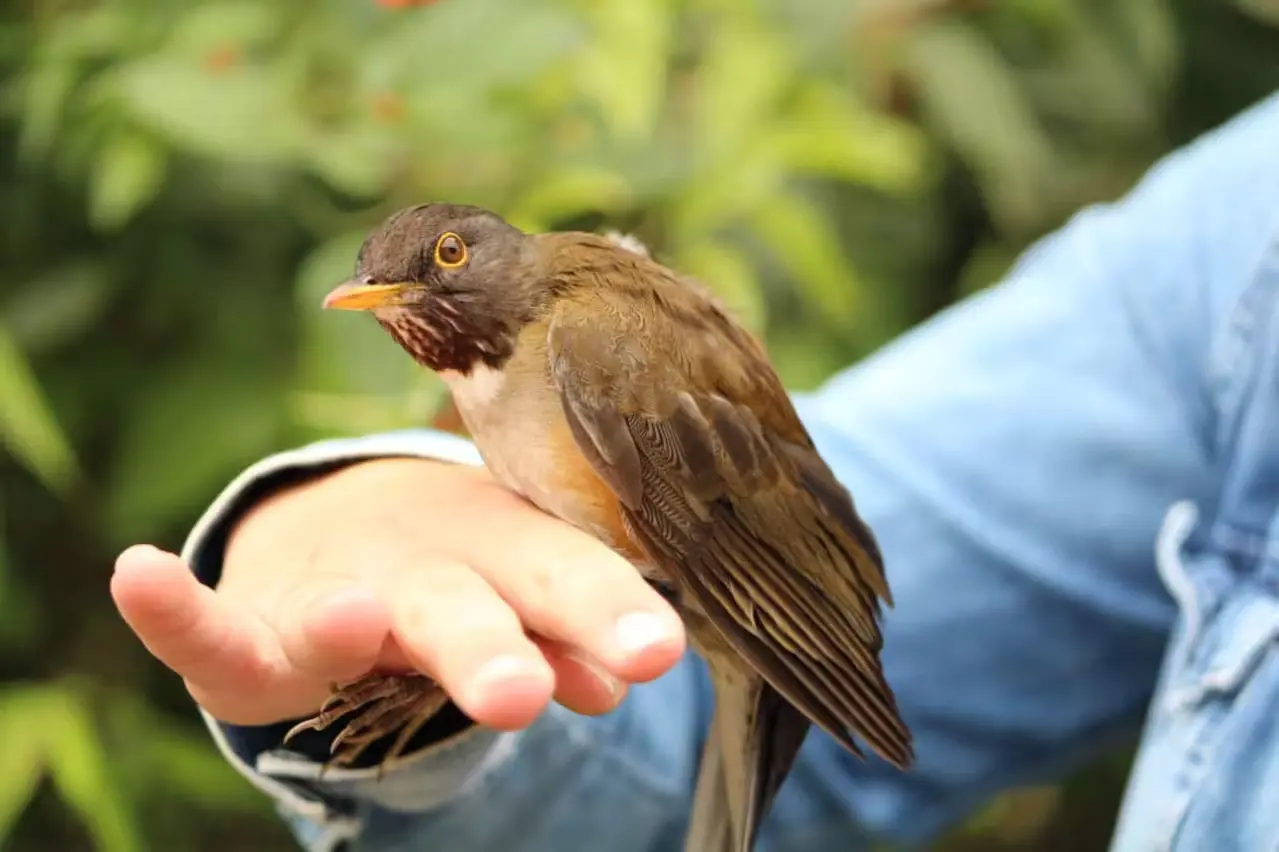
283 673 449 778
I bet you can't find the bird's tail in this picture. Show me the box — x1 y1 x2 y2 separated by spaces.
683 678 810 852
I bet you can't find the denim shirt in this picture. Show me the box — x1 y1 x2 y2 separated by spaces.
183 91 1279 852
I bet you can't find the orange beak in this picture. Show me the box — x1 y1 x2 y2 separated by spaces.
322 281 414 311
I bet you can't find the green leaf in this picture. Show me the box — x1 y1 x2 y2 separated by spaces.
0 323 79 493
575 0 672 139
0 688 48 843
0 533 42 652
301 125 397 197
1235 0 1279 28
749 193 862 323
1 262 113 354
140 726 271 816
769 82 932 195
18 60 78 160
504 166 633 232
41 6 133 61
164 0 283 53
44 685 145 852
376 0 581 95
107 57 306 165
104 692 272 818
107 357 283 541
905 20 1056 231
670 142 783 237
693 16 792 162
89 131 167 230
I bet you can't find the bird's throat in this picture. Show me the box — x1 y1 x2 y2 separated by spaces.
373 297 513 374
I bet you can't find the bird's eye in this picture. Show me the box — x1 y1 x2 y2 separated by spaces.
434 232 468 268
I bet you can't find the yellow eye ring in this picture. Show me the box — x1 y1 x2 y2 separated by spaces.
434 232 468 268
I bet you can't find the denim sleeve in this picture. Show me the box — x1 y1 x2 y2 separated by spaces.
183 94 1279 852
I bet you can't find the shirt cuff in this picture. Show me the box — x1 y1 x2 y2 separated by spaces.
179 429 522 850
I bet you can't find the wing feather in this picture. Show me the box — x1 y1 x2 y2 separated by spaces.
546 270 913 771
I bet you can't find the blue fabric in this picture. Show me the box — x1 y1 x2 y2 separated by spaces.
184 90 1279 851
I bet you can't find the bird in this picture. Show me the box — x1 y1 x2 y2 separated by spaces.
287 202 914 850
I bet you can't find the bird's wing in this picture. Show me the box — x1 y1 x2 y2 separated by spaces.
546 284 914 770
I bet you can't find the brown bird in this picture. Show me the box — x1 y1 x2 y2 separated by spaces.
287 203 913 851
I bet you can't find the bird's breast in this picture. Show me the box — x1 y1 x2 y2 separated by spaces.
440 362 647 567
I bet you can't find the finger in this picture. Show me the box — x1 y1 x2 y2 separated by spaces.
463 520 685 683
535 637 628 716
111 545 283 697
390 560 554 730
272 582 393 683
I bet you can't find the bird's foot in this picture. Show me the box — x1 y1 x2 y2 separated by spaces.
283 673 448 777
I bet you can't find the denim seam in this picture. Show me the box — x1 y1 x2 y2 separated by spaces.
1205 213 1279 462
1151 708 1217 852
1207 521 1270 561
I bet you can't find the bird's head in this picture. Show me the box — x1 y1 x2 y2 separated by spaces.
323 203 546 375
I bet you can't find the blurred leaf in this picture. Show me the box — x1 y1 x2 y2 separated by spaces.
18 59 78 160
164 0 283 53
45 685 145 852
575 0 671 139
1115 0 1179 85
749 192 862 323
302 124 397 197
104 693 273 818
0 532 42 652
1 262 113 354
295 232 420 401
906 20 1056 232
693 16 791 162
290 388 442 436
377 0 582 94
1236 0 1279 28
958 239 1023 298
770 81 931 195
107 58 306 165
141 727 269 815
107 358 282 541
41 6 133 60
0 689 47 842
0 323 79 493
505 166 633 232
89 131 167 231
670 143 782 237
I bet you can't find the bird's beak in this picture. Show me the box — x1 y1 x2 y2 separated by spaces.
322 281 413 311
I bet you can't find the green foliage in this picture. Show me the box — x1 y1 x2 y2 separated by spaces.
1 0 1278 849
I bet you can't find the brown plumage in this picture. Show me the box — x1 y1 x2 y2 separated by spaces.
289 203 913 851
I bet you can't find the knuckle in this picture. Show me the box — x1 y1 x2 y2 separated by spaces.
447 607 524 640
397 591 519 641
516 553 635 629
513 560 567 623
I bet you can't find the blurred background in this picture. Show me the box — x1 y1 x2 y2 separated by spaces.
2 0 1278 849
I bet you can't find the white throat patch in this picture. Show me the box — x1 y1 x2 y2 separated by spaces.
440 363 507 412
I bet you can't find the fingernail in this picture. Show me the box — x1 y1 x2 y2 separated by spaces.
614 612 674 656
566 650 623 699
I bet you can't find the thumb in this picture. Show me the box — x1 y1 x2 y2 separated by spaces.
112 545 285 708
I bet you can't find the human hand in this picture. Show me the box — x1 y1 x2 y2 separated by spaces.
111 457 687 731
